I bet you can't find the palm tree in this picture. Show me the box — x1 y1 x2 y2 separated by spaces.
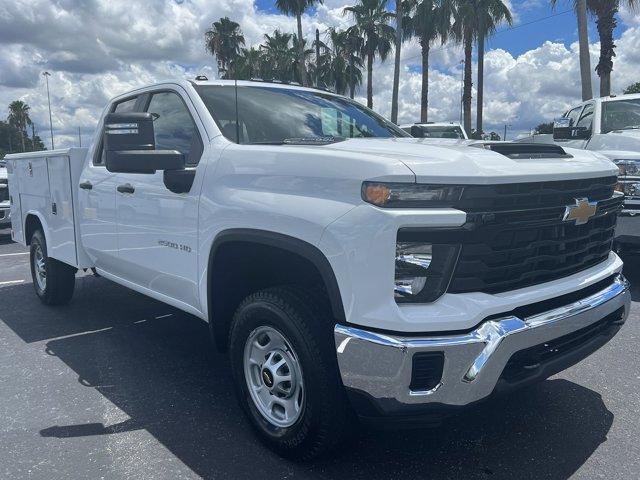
344 0 396 109
390 0 403 124
291 35 315 84
474 0 512 138
233 47 263 80
587 0 637 97
405 0 454 123
275 0 323 87
204 17 245 79
550 0 592 100
452 1 511 138
261 30 297 81
315 28 364 95
8 100 31 152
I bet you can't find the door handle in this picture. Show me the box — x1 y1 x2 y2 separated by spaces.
79 181 93 190
117 183 135 194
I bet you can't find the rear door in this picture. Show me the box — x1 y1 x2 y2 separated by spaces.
114 88 204 310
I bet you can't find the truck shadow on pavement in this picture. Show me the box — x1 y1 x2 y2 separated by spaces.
1 268 636 480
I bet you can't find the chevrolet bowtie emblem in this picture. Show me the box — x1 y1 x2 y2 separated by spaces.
563 198 597 225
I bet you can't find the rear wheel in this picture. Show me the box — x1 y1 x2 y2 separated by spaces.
229 286 351 460
30 229 76 305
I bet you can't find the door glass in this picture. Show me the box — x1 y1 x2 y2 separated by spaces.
576 103 594 129
147 92 199 164
114 97 137 113
565 106 583 127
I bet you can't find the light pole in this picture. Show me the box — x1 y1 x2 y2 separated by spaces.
43 71 54 150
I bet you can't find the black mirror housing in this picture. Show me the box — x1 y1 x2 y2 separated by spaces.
410 125 424 138
103 112 186 174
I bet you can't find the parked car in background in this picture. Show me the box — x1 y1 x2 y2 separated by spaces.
0 160 10 229
517 93 640 253
400 122 469 140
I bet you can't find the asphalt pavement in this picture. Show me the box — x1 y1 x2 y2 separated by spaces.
1 226 639 480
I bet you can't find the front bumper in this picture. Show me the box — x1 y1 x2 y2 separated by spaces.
334 274 630 418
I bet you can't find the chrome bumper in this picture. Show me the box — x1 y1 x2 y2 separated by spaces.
334 275 630 413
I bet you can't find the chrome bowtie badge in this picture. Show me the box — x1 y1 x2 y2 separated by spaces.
563 198 597 225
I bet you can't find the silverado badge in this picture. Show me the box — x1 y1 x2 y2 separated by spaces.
563 198 597 225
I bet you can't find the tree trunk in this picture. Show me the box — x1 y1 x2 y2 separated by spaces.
391 0 402 124
593 2 618 97
463 29 473 136
20 125 26 152
576 0 593 101
296 13 308 86
420 42 430 123
367 51 373 109
476 12 485 140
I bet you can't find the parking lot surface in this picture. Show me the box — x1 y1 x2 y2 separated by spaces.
0 226 639 480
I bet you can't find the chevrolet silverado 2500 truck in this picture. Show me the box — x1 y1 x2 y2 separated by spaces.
6 80 631 459
518 93 640 252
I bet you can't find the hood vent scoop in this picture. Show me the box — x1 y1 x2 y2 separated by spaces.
473 142 572 159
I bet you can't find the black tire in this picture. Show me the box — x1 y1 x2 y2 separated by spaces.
30 229 76 305
229 286 351 460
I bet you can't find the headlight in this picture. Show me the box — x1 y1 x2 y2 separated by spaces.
615 159 640 176
395 241 460 303
362 182 464 208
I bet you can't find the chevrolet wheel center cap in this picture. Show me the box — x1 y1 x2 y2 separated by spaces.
563 198 598 225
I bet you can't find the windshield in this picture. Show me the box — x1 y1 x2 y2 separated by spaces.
602 98 640 133
195 85 407 144
418 126 465 139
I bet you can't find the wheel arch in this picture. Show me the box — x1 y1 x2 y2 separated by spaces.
24 211 49 246
207 229 346 351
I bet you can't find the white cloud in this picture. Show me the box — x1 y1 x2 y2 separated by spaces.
0 0 639 147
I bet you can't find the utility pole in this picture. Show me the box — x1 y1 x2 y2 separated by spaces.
43 71 55 150
504 124 507 141
315 29 320 88
476 12 486 140
348 35 355 99
78 127 82 147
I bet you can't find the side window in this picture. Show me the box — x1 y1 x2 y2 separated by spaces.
94 96 139 166
576 103 595 130
146 92 202 166
566 106 583 127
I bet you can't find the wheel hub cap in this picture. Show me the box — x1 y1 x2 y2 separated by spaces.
34 245 46 291
243 327 304 428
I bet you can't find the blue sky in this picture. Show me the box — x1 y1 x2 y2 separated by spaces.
255 0 625 59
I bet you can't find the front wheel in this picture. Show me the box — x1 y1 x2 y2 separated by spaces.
229 286 351 460
30 229 76 305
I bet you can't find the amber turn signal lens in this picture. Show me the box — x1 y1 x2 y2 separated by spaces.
363 183 391 206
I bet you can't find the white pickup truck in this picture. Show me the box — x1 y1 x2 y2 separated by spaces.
519 93 640 252
5 79 631 459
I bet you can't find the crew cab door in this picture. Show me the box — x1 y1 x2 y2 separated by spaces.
114 89 204 310
79 96 140 273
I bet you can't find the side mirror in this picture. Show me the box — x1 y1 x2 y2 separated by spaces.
104 112 185 174
553 117 591 141
410 125 424 138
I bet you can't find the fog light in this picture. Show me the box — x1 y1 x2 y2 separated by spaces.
395 241 460 303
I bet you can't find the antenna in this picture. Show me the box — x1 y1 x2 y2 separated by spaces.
234 78 240 144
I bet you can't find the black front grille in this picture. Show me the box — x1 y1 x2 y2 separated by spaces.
398 176 622 294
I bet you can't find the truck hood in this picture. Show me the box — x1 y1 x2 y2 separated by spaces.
323 138 618 184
